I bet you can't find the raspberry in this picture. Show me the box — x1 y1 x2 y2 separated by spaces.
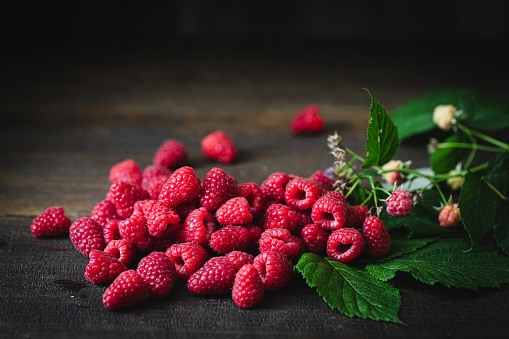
141 164 173 190
103 219 122 245
309 170 335 192
104 239 137 265
30 206 71 238
224 251 255 271
292 208 313 235
215 197 253 225
90 199 120 228
300 224 329 254
290 104 324 134
103 270 148 310
284 177 322 210
106 181 149 219
259 228 302 260
232 264 264 309
175 207 216 246
118 210 154 251
84 249 127 285
69 217 105 257
362 216 391 258
136 251 176 298
201 130 237 163
200 167 238 212
187 256 237 295
260 172 290 203
263 203 300 233
344 205 369 229
385 189 413 218
144 175 171 201
108 159 143 186
153 139 188 169
326 228 365 263
174 199 201 221
141 200 181 238
253 251 293 291
147 235 176 253
209 225 252 254
311 191 347 230
158 166 201 208
438 203 460 227
381 160 406 186
237 182 265 217
165 242 208 281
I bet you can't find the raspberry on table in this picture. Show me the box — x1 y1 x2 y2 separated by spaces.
187 256 237 295
118 210 154 251
284 177 322 210
232 264 264 309
108 159 143 186
260 172 290 203
175 207 216 246
224 251 255 271
253 250 293 291
300 223 329 254
103 269 148 310
237 182 265 217
385 189 413 218
201 130 237 163
290 104 324 135
90 199 120 228
141 164 173 190
69 217 105 257
153 139 188 169
103 219 122 245
311 191 347 230
309 170 335 192
141 200 181 238
209 225 252 254
326 227 365 263
344 205 369 229
215 197 253 225
259 228 302 260
30 206 71 238
136 251 176 298
362 216 391 258
438 203 460 227
106 181 149 219
263 203 300 233
200 167 238 212
158 166 201 208
165 242 208 281
104 239 137 265
84 249 127 285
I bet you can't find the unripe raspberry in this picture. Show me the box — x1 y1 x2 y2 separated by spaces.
433 104 457 131
438 203 460 227
385 189 413 218
381 160 405 186
446 170 464 191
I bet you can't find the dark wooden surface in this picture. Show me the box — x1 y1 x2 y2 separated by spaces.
1 39 509 338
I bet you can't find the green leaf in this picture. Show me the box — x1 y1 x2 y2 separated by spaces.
295 252 404 325
461 92 509 131
458 172 496 250
366 237 509 290
363 89 400 169
484 152 509 195
494 199 509 255
430 133 469 174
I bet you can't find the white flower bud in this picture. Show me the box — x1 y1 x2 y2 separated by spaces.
433 105 457 131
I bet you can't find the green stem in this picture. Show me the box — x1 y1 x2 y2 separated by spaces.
434 182 449 205
345 147 366 163
344 177 361 200
458 123 509 150
368 176 379 208
437 142 505 153
484 179 508 200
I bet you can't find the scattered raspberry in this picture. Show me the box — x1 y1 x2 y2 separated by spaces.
439 203 461 227
108 158 143 186
263 203 300 233
300 224 329 254
158 166 201 208
362 216 391 258
106 181 149 219
215 197 253 225
103 219 122 245
153 139 188 169
84 249 127 285
69 217 105 257
259 228 302 260
141 200 181 238
284 177 322 210
385 189 413 218
137 251 176 298
232 264 264 308
290 104 324 134
309 170 336 192
327 227 365 263
90 199 120 228
141 164 173 190
201 130 237 163
175 207 216 246
311 191 347 230
253 251 293 291
237 182 265 217
30 206 71 238
224 251 255 271
103 269 148 310
260 172 290 203
381 160 406 186
187 256 237 295
104 239 137 265
209 225 252 254
200 167 238 211
344 205 369 229
165 242 208 281
118 210 154 251
144 175 171 201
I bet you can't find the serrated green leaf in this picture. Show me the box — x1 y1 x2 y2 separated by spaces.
494 199 509 255
461 92 509 131
458 172 496 250
295 252 404 325
484 152 509 195
430 133 469 174
363 89 400 169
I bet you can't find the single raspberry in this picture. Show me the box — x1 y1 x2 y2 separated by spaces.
385 189 413 218
381 160 406 186
260 172 290 203
300 224 329 254
106 181 149 219
344 205 369 229
311 191 347 230
237 182 265 217
245 224 263 244
259 228 302 260
103 269 148 310
362 216 391 258
108 159 143 186
141 164 173 190
30 206 71 238
232 264 264 309
153 139 188 169
284 177 322 210
187 256 237 295
200 167 238 211
209 225 252 254
263 203 300 233
165 242 208 281
309 170 335 192
118 210 154 251
136 251 176 298
69 217 105 257
141 200 181 238
326 227 365 263
224 251 255 271
215 197 253 225
438 203 461 227
104 239 137 265
175 207 216 246
84 249 127 285
292 208 313 236
201 130 237 163
158 166 201 208
290 104 324 134
253 251 293 291
103 219 122 245
144 175 171 201
90 199 120 228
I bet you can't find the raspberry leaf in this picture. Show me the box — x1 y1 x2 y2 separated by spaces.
295 252 405 325
493 199 509 255
430 133 469 174
484 152 509 194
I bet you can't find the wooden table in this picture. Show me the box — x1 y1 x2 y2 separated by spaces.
1 39 508 338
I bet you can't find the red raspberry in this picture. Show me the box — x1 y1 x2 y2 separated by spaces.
175 207 216 246
253 251 293 291
292 208 313 235
300 224 329 254
174 199 201 221
326 227 365 263
147 236 176 253
309 170 335 191
103 219 121 245
118 210 154 251
362 216 391 258
284 177 322 210
232 264 264 309
141 164 173 189
290 104 324 134
103 269 148 310
201 130 237 163
438 203 461 227
224 251 255 271
263 203 300 233
260 172 290 203
153 139 188 169
385 189 413 218
106 181 149 219
187 256 237 295
108 159 143 186
237 182 265 217
141 200 181 238
69 217 105 257
30 206 71 238
90 199 120 228
200 167 238 212
144 175 171 201
215 197 253 225
104 239 136 265
209 225 252 254
158 166 201 208
311 191 347 230
84 249 127 285
259 228 302 260
344 205 369 229
165 242 208 281
136 251 176 298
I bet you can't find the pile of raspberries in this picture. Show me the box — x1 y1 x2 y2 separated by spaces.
30 129 394 310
